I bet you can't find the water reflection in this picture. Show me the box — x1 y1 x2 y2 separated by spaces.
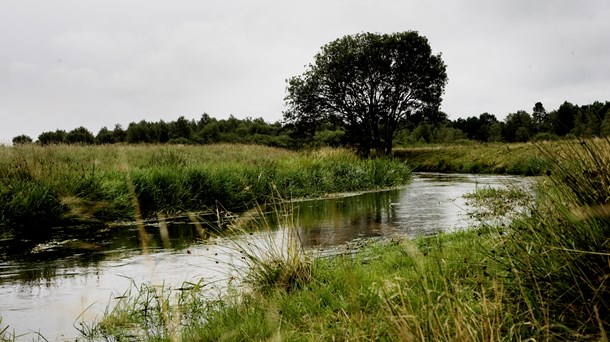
0 173 532 340
297 172 529 246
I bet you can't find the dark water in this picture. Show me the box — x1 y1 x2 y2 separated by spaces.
0 173 531 340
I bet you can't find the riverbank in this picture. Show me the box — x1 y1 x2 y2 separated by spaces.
0 144 411 239
76 138 610 341
393 141 548 175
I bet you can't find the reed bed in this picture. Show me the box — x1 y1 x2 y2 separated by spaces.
0 144 411 239
489 138 610 339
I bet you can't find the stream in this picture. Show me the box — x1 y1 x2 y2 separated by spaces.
0 173 532 340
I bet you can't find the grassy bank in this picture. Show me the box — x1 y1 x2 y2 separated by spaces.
394 142 549 175
79 138 610 341
0 144 411 238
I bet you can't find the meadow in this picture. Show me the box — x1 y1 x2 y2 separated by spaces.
74 139 610 341
394 141 551 175
0 144 411 239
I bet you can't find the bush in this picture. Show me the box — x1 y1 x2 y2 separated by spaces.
531 132 559 142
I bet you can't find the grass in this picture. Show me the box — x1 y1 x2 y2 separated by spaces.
394 142 549 175
86 138 610 341
490 138 610 339
6 139 610 340
0 144 411 238
87 227 511 341
464 185 532 219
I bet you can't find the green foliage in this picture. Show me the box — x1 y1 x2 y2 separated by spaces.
284 31 448 157
11 134 32 145
453 113 499 142
0 177 66 238
28 100 610 151
531 132 559 142
66 126 95 144
37 129 67 145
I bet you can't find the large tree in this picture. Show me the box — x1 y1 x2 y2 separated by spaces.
284 31 448 156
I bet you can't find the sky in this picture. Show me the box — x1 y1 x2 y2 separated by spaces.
1 0 609 144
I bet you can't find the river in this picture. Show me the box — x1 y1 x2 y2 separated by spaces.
0 173 531 340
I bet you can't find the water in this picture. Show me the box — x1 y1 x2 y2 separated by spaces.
0 173 531 340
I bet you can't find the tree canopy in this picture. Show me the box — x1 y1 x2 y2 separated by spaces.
284 31 448 156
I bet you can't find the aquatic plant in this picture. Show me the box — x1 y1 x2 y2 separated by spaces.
223 198 313 294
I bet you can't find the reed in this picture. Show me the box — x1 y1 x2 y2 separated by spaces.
0 144 411 237
83 193 314 341
492 138 610 339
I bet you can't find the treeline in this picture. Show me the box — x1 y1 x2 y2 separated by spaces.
399 100 610 144
11 100 610 147
13 114 293 148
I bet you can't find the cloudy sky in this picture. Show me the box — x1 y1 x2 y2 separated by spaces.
1 0 609 143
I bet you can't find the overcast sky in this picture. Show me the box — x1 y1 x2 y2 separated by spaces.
1 0 609 143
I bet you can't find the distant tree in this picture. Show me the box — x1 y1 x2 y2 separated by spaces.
154 120 170 143
411 122 434 143
549 101 578 136
488 122 504 142
12 134 33 145
532 102 549 133
503 111 533 142
112 124 127 143
577 101 609 137
126 121 153 143
601 110 610 136
452 113 498 142
66 126 95 144
198 121 221 143
284 31 448 157
169 116 192 141
196 113 213 131
573 107 601 137
477 113 499 142
432 125 466 144
96 127 115 144
38 130 67 145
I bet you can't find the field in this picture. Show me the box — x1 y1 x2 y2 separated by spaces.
0 144 411 238
394 141 550 175
71 139 610 341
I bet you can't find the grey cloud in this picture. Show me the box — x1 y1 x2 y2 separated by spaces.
1 0 609 143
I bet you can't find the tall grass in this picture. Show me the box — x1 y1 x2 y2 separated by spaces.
83 193 314 341
193 139 610 340
492 138 610 339
72 139 610 340
394 142 549 175
0 144 411 237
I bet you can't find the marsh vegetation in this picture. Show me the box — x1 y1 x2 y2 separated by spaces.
74 139 610 341
0 144 411 240
1 139 609 340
